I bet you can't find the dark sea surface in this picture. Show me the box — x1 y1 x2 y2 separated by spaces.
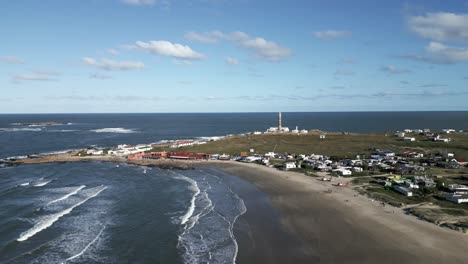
0 112 467 263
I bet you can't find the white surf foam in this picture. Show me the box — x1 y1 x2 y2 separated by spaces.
63 225 106 263
177 176 201 225
33 180 52 187
90 128 137 134
17 186 107 242
47 185 86 205
0 127 43 132
19 182 30 186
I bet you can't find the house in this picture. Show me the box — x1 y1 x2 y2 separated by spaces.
319 134 326 139
447 184 468 194
86 149 103 155
253 131 262 135
265 152 277 158
291 126 299 133
300 129 308 134
440 152 455 158
245 156 262 163
403 129 413 133
445 193 468 204
333 169 352 176
403 137 416 142
442 129 456 134
394 186 413 196
396 132 406 138
284 162 297 170
352 167 363 172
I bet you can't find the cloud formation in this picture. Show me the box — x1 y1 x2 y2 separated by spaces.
1 56 25 64
408 12 468 43
107 49 120 55
82 57 144 70
184 30 290 61
13 74 56 81
128 41 205 60
225 57 239 65
313 30 352 40
380 65 411 74
401 42 468 64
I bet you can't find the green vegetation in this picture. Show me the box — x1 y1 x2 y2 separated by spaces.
173 132 468 159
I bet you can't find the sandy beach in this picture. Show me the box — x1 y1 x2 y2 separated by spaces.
6 154 468 263
214 161 468 264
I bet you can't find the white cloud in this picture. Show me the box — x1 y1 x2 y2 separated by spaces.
107 49 120 55
82 57 145 70
122 0 156 6
380 65 411 74
241 37 291 61
1 56 25 64
313 30 352 40
183 30 290 61
13 74 55 81
128 40 205 60
401 42 468 64
225 57 239 65
408 12 468 42
90 73 112 79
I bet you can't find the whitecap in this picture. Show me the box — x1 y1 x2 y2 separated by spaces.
17 186 107 242
47 185 86 205
0 128 43 132
19 182 30 187
90 128 137 134
33 180 52 187
63 225 106 263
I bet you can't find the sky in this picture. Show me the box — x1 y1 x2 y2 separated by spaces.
1 0 468 113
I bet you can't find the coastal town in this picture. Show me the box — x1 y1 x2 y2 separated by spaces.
3 113 468 233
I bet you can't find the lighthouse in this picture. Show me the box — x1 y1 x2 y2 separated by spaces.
278 112 282 130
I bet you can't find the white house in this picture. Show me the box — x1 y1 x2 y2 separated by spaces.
264 152 277 158
396 132 406 138
333 169 352 176
403 137 416 142
300 129 308 134
253 131 262 135
284 162 297 170
319 134 326 139
291 126 299 133
441 152 455 158
86 149 103 155
352 167 363 172
403 129 413 133
394 186 413 196
245 156 262 163
442 129 456 134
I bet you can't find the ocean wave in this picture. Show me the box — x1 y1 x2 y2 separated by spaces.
90 128 138 134
17 186 107 242
33 180 52 187
0 128 43 132
178 176 201 225
47 185 86 205
176 170 247 264
63 225 106 263
19 182 30 187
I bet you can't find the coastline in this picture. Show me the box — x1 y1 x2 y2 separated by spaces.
215 162 468 263
5 154 468 263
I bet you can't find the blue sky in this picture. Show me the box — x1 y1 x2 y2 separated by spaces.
1 0 468 113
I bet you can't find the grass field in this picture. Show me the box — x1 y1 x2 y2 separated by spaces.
161 132 468 160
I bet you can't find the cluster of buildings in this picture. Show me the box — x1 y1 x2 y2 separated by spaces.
395 128 459 143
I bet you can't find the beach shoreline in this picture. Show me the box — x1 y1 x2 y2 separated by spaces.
5 153 468 263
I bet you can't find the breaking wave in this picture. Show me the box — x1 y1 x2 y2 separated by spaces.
17 186 107 242
47 185 86 205
0 128 43 132
90 128 138 134
33 180 52 187
63 225 106 263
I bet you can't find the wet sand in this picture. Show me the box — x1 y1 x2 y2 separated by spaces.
215 162 468 264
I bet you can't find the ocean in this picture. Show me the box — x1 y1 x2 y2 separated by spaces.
0 112 467 263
